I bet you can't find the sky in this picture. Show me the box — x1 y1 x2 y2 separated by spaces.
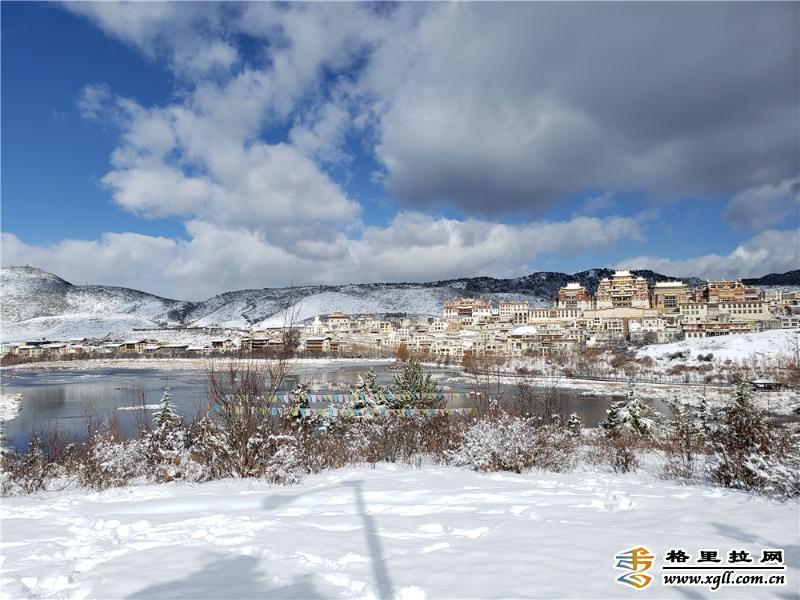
2 2 798 300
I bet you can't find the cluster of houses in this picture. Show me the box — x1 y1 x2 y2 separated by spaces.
6 336 239 360
324 271 797 359
4 271 799 362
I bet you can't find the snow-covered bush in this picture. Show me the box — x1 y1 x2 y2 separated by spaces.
449 413 576 473
187 414 232 482
347 369 389 411
742 450 800 499
145 387 196 482
601 384 661 439
80 433 149 490
264 436 305 485
705 382 799 497
661 397 705 480
567 413 582 436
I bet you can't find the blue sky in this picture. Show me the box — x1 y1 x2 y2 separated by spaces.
2 2 798 300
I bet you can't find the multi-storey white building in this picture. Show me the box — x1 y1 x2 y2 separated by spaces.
595 270 651 309
498 301 530 323
443 298 492 325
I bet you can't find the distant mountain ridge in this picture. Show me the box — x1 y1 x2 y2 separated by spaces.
743 270 800 286
0 265 791 342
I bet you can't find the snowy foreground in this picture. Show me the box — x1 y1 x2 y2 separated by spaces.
1 465 797 599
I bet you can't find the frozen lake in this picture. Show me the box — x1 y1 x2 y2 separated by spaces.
0 362 655 451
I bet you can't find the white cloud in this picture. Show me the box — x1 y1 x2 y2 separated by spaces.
65 2 235 77
67 2 798 218
576 192 615 216
724 178 800 231
77 83 112 120
290 100 351 164
25 1 794 300
621 229 800 280
3 213 644 300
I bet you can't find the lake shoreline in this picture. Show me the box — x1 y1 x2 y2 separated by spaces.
2 357 795 415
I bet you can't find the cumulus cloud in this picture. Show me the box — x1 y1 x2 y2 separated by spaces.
621 229 800 280
365 3 799 215
66 2 237 77
65 2 798 218
14 2 792 297
77 83 112 120
724 178 800 231
2 213 645 299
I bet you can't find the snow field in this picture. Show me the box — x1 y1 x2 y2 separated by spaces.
1 464 796 599
637 328 799 364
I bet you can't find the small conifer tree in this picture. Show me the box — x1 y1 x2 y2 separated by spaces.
601 383 660 439
391 356 441 408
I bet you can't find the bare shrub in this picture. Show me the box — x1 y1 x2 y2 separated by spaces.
206 358 288 477
589 434 643 474
608 438 640 473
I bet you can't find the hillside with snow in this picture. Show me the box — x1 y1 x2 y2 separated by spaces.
2 265 794 344
1 266 554 342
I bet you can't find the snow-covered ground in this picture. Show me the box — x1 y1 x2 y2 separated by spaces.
2 313 164 344
1 465 795 599
0 394 22 424
637 329 799 364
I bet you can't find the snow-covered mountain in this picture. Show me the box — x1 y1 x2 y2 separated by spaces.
0 265 710 342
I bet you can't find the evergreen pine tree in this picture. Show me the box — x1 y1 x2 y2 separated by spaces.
391 356 441 408
566 412 582 436
601 383 660 438
153 386 181 430
151 386 184 452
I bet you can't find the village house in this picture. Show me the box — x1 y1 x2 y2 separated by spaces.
210 339 235 350
443 298 492 326
683 322 754 338
716 301 771 322
304 336 332 353
326 311 350 330
154 344 189 357
498 301 530 323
